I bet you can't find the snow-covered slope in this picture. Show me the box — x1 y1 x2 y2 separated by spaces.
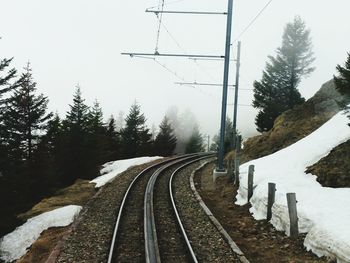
0 205 82 262
236 110 350 262
91 156 162 188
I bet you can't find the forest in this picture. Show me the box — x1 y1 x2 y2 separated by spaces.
0 59 208 236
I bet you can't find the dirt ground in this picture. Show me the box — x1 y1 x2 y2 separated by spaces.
16 227 69 263
196 162 333 263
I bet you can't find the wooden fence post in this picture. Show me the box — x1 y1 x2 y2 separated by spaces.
247 165 254 202
286 193 299 239
267 183 276 221
234 135 241 186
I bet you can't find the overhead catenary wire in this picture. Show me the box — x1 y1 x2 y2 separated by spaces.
156 18 218 81
147 0 186 11
232 0 274 43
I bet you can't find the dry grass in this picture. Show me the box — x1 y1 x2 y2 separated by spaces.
16 227 69 263
241 80 344 164
18 179 96 221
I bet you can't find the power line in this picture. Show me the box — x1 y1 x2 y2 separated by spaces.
156 18 218 81
147 0 186 11
232 0 273 43
152 58 219 99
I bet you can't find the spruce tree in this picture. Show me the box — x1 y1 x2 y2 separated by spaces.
61 86 95 183
65 85 90 132
0 57 18 173
3 63 52 165
154 116 177 156
185 126 204 154
87 100 110 165
105 115 120 161
253 16 315 132
0 57 17 105
120 102 152 158
334 52 350 124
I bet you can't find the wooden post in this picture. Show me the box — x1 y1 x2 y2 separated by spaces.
267 183 276 221
247 165 254 202
234 135 241 186
286 193 299 239
227 160 233 181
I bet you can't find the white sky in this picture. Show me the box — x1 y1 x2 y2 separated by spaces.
0 0 349 138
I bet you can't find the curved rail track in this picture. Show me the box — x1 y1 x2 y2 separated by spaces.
107 153 214 263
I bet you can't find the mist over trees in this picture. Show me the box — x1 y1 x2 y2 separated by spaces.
210 117 235 153
253 16 315 132
154 116 177 156
334 52 350 124
165 106 202 154
185 125 205 154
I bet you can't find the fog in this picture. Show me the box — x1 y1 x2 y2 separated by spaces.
0 0 349 139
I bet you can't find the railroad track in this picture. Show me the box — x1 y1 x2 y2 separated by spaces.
107 153 213 263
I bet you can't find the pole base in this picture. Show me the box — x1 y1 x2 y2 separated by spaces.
213 168 227 182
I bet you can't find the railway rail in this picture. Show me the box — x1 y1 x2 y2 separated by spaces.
107 153 240 263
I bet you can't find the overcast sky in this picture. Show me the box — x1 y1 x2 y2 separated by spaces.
0 0 349 138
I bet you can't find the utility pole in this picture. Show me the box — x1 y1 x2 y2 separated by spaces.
215 0 233 173
121 1 235 176
232 41 241 143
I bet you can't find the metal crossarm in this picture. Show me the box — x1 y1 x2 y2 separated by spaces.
121 52 225 59
146 9 227 15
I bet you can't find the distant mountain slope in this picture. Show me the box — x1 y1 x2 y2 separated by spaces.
242 80 347 163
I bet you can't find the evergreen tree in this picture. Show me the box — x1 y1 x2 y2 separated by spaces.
3 63 52 165
120 102 152 158
61 86 95 183
211 117 236 152
334 52 350 124
154 116 177 156
87 100 110 165
334 53 350 95
105 115 120 161
65 85 90 132
185 126 204 154
0 57 18 173
253 16 315 132
0 57 17 106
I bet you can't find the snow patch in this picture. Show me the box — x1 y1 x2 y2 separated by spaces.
0 205 82 262
91 156 162 188
236 110 350 262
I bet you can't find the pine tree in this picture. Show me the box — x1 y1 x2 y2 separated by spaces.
61 86 95 183
334 53 350 95
185 126 204 154
3 63 52 165
105 115 120 161
87 100 110 165
0 57 17 106
211 117 235 152
120 102 152 158
154 116 177 156
253 16 315 132
0 58 18 173
65 85 90 132
334 52 350 124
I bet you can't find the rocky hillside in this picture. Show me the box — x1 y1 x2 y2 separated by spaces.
242 80 347 162
241 80 350 187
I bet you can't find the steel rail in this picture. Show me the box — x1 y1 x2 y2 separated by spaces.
107 154 197 263
144 153 214 263
169 155 215 263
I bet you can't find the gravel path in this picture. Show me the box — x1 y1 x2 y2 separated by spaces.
173 160 240 263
